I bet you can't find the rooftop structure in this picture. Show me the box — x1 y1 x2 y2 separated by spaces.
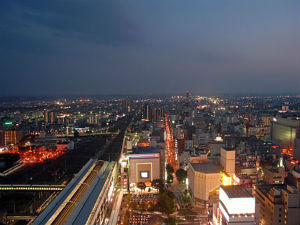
191 162 221 174
220 185 252 198
33 159 116 225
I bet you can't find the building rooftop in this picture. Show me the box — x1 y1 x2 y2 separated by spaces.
33 160 115 225
131 147 161 154
221 185 253 198
191 162 221 174
222 147 236 151
256 184 286 197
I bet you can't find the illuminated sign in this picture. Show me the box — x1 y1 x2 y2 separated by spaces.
4 121 12 125
129 153 159 158
221 171 232 186
219 187 255 215
140 171 149 178
215 136 223 142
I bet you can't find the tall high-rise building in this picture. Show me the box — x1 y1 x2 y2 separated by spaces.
50 112 55 124
0 130 23 146
184 90 191 119
88 114 99 125
142 104 151 121
44 111 49 123
153 108 163 122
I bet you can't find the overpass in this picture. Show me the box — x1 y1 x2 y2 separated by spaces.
0 184 65 191
56 131 119 138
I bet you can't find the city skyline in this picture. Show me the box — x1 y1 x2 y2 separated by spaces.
1 0 300 96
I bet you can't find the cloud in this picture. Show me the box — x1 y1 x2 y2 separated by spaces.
0 0 139 53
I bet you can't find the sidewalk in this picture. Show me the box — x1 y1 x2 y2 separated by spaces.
108 190 124 225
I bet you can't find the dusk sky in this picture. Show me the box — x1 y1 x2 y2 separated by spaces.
0 0 299 96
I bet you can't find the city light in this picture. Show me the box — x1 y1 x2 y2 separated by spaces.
0 146 67 165
219 187 255 215
221 172 232 186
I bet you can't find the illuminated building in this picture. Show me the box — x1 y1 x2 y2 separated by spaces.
44 111 49 123
0 130 22 146
254 184 300 225
153 108 163 122
127 147 164 188
44 111 55 124
88 114 99 125
184 90 191 120
219 185 255 225
271 117 298 149
141 104 151 121
187 161 221 205
261 116 271 127
50 112 55 124
220 147 235 175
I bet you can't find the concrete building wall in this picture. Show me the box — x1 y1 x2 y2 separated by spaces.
220 148 235 175
188 165 220 203
129 157 160 184
271 117 297 149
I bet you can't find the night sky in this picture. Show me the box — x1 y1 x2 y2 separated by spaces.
0 0 299 96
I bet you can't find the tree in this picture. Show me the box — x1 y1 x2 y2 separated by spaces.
167 174 173 184
123 210 130 225
157 192 176 215
175 168 187 183
126 193 131 208
137 182 146 191
166 164 174 174
165 190 175 199
73 130 79 138
131 201 138 210
164 216 177 225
